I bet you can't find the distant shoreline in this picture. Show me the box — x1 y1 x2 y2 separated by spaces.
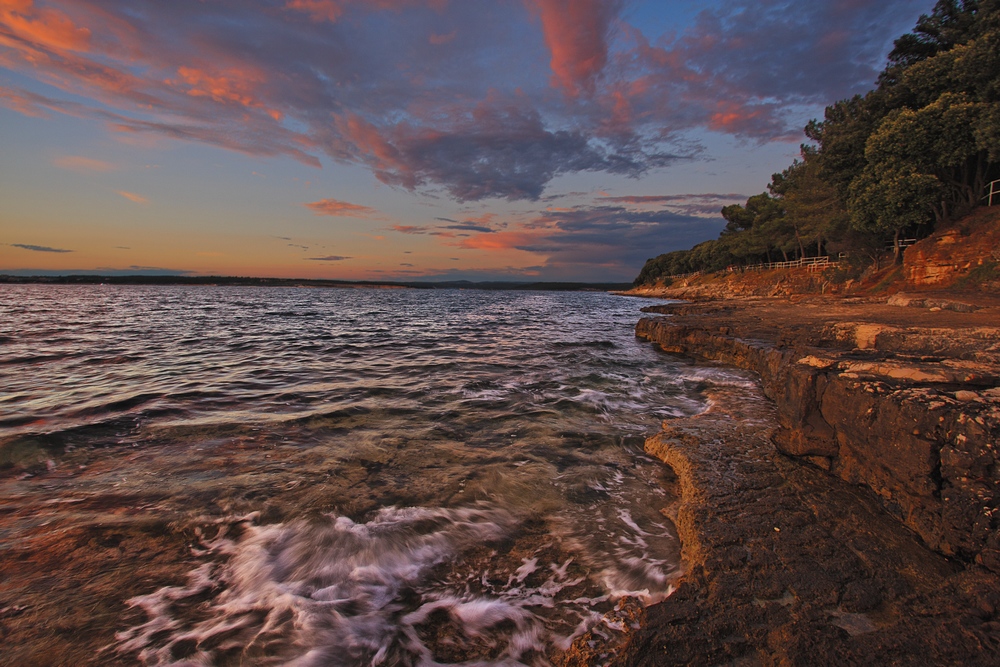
0 274 633 292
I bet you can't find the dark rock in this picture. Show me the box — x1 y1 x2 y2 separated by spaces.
616 382 1000 666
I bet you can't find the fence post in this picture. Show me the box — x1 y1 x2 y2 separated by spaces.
984 179 1000 206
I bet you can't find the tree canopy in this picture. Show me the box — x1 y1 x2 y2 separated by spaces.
635 0 1000 285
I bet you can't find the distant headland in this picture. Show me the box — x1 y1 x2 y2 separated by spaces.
0 274 632 292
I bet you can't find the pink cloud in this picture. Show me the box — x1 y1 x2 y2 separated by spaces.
0 88 48 117
54 155 116 172
116 190 148 204
528 0 620 97
391 225 426 234
305 198 383 218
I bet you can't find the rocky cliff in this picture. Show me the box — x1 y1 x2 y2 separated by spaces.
903 206 1000 290
610 296 1000 665
609 378 1000 667
635 298 1000 566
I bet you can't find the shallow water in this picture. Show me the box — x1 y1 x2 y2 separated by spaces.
0 285 751 665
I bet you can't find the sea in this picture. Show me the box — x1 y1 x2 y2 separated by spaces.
0 285 752 666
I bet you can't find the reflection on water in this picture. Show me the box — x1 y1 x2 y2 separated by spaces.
0 286 748 665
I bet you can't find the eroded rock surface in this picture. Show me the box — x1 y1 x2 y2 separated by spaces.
903 208 1000 289
615 383 1000 666
635 296 1000 565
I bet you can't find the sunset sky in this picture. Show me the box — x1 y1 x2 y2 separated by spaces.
1 0 933 282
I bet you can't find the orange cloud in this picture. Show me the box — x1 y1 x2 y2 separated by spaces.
529 0 617 97
0 0 92 53
598 88 632 135
707 100 764 133
305 198 383 218
173 66 282 120
116 190 148 204
54 155 115 172
599 193 746 204
285 0 447 23
391 225 426 234
454 229 547 251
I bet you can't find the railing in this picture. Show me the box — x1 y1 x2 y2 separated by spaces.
664 270 701 280
984 179 1000 206
885 238 917 251
729 256 834 273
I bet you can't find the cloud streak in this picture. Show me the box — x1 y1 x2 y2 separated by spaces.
116 190 148 204
54 155 115 172
9 243 74 253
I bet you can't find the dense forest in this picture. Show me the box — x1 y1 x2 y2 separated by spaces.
635 0 1000 285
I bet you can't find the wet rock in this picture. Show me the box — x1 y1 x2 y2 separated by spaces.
615 384 1000 666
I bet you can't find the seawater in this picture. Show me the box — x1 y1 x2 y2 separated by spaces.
0 285 751 666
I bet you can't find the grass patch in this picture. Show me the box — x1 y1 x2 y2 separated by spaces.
955 261 1000 289
869 265 904 293
823 255 872 284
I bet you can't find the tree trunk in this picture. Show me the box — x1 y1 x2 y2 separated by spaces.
894 228 903 265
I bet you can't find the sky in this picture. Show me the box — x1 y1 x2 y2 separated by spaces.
0 0 934 282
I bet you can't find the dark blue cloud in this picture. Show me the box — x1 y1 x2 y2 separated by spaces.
10 243 73 253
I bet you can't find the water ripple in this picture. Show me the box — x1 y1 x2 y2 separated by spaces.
0 285 752 664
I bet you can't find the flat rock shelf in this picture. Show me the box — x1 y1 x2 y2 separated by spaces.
614 382 1000 666
615 295 1000 666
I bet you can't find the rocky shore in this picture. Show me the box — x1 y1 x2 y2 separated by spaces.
614 293 1000 665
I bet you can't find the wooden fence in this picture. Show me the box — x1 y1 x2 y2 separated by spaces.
727 256 834 273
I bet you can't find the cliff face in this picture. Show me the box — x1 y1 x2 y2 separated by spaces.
635 302 1000 567
611 378 1000 667
904 207 1000 289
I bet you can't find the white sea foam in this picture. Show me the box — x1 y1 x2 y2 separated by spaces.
118 507 528 665
116 502 673 666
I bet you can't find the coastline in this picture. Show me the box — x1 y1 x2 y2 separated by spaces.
614 293 1000 665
